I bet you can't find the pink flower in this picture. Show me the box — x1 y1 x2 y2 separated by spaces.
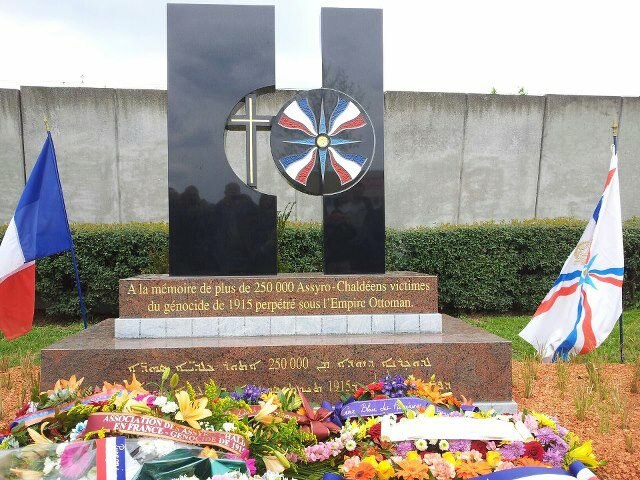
495 461 516 471
60 442 94 479
135 394 157 407
342 456 361 473
429 458 456 480
422 453 443 465
245 458 257 475
524 414 539 432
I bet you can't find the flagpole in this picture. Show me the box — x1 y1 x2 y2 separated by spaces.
613 120 624 363
44 121 89 329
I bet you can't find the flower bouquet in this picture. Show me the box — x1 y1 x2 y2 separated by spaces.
0 371 602 480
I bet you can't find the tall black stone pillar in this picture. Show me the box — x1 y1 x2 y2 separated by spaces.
167 4 277 275
321 8 385 274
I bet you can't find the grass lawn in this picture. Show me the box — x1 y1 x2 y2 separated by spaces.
461 308 640 363
0 322 85 366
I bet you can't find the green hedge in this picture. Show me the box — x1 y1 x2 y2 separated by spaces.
0 219 638 319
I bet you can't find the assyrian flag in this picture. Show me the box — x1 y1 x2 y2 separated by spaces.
0 133 73 339
520 145 623 361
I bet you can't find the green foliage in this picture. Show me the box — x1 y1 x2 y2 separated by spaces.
250 418 315 468
0 223 168 320
278 222 323 274
277 202 296 272
186 381 197 401
386 218 640 313
1 218 638 319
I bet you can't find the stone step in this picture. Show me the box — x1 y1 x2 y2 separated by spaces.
42 316 512 405
115 313 443 338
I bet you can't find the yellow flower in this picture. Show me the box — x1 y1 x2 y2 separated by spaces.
486 451 501 467
376 459 395 480
362 455 378 468
357 418 378 440
423 405 436 417
566 440 600 469
405 451 421 462
113 391 137 410
472 409 495 419
532 411 557 431
199 447 219 459
254 397 282 425
261 392 282 407
123 399 151 414
442 452 458 467
26 427 52 445
174 391 212 429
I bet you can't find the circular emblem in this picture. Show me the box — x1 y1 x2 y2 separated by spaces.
270 89 375 196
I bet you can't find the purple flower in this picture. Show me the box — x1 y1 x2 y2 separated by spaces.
381 374 408 398
230 384 268 404
535 427 561 445
498 441 525 461
395 440 414 457
543 447 565 468
448 439 472 452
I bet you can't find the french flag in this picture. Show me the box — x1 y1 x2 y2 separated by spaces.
0 133 73 339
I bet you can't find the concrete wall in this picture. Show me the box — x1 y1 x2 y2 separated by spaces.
0 89 25 221
1 87 639 226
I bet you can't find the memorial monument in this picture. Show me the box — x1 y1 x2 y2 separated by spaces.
42 4 513 410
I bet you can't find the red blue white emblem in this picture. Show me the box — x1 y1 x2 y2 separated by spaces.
270 89 374 196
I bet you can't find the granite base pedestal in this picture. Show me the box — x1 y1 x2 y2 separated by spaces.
41 316 513 406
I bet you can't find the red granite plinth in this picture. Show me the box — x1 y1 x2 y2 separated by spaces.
119 273 438 318
41 316 511 403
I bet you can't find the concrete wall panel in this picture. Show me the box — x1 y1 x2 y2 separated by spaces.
618 97 640 219
459 94 545 223
20 87 120 223
115 89 168 222
0 89 24 221
384 92 466 227
537 95 621 220
8 87 639 228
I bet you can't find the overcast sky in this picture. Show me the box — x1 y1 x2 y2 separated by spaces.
1 0 639 96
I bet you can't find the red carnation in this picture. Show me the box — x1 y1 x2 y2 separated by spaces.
367 382 384 392
524 441 545 462
354 387 366 399
470 440 488 457
368 423 382 442
373 394 388 400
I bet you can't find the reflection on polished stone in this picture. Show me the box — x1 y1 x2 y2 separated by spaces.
321 9 385 274
167 4 277 275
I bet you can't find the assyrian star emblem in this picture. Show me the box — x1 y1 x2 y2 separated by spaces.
270 89 374 196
